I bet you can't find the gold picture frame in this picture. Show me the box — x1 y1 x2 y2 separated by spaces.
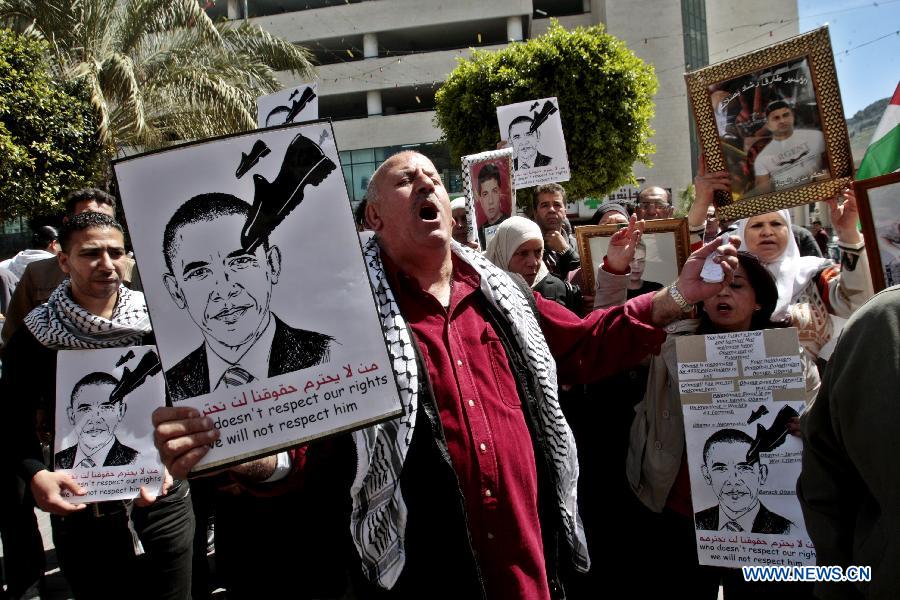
685 26 852 221
854 171 900 292
575 218 690 294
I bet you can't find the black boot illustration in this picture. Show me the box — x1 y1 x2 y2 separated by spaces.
110 350 163 403
241 133 336 253
746 404 799 463
235 139 272 178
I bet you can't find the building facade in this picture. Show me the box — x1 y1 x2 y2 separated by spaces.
201 0 798 210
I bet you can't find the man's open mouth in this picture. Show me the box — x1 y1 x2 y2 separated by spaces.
418 201 439 221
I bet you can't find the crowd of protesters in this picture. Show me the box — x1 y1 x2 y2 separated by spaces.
0 137 885 600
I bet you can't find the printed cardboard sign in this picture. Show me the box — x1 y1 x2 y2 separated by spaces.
55 346 165 502
114 120 403 473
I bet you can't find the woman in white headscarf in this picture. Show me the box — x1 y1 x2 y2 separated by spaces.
734 191 874 358
484 216 582 313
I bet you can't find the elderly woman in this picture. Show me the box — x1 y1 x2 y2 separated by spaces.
734 196 873 358
484 216 581 313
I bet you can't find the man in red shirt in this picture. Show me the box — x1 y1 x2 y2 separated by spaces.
153 152 738 599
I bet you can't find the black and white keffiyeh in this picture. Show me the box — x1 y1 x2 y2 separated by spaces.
24 281 151 349
351 238 588 589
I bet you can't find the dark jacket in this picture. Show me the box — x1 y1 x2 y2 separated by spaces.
54 438 140 469
543 233 581 281
164 315 333 401
694 503 795 534
533 273 582 315
514 152 552 169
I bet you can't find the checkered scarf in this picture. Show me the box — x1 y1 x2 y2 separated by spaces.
351 238 588 589
24 281 151 349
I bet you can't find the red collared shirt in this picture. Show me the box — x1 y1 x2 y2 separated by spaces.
385 253 665 599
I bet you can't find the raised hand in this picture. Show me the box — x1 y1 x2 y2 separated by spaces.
605 214 645 273
690 154 731 228
676 235 741 305
828 187 862 245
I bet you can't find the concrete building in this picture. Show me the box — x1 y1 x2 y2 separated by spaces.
196 0 798 211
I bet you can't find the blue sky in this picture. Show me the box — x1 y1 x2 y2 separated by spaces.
798 0 900 117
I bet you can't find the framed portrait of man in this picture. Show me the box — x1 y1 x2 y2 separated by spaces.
685 26 852 221
54 346 165 503
854 171 900 291
574 218 690 294
461 148 515 249
113 120 403 473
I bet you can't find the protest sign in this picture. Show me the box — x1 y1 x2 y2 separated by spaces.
257 82 319 127
677 328 816 568
55 346 165 502
497 97 570 189
113 120 403 473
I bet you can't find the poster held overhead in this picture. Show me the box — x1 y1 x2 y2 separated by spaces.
461 148 515 249
113 120 403 474
684 27 852 221
54 346 166 503
257 83 319 127
497 97 570 189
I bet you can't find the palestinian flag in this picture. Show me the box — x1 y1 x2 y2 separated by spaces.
856 82 900 179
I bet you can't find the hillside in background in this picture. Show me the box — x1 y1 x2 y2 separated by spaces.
847 96 890 166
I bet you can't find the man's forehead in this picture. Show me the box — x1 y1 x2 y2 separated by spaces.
538 192 564 205
73 200 115 217
386 152 436 174
75 383 114 401
641 188 668 203
71 228 125 248
170 214 253 270
709 440 751 459
510 120 532 132
176 214 243 245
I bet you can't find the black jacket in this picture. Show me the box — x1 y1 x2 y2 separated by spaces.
164 315 333 401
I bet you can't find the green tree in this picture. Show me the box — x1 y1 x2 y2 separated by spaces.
0 0 315 150
0 28 104 220
435 21 657 206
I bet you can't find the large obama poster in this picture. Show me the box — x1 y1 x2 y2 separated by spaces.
113 120 403 474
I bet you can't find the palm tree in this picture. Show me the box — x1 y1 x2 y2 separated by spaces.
0 0 315 151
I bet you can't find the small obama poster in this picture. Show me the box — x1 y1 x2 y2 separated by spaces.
113 120 403 473
257 82 319 127
497 97 571 189
54 346 165 502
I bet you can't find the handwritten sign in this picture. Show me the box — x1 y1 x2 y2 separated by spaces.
676 328 816 568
